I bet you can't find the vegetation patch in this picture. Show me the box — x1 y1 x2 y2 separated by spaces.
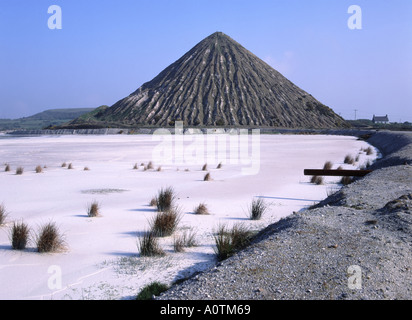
214 223 254 261
249 198 267 220
173 229 197 252
149 207 181 237
310 175 324 185
81 189 128 195
137 231 165 257
136 282 169 300
193 203 209 215
87 201 101 217
155 186 176 212
35 222 65 253
11 221 30 250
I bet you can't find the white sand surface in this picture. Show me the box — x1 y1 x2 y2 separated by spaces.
0 133 377 300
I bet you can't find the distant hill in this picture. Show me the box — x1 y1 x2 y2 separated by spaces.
65 31 349 129
0 108 95 130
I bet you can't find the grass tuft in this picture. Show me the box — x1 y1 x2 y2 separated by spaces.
35 222 65 253
365 146 373 155
149 207 181 237
0 203 8 225
5 164 10 172
203 172 212 181
173 229 197 252
35 165 43 173
202 163 208 171
16 167 24 175
213 224 253 261
249 198 267 220
193 202 209 215
11 221 30 250
323 161 333 170
87 201 100 217
310 175 324 185
340 176 353 186
137 231 165 257
149 197 157 207
155 186 176 212
344 155 355 165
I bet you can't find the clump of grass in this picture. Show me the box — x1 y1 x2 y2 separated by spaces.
5 164 11 172
365 146 373 155
137 231 165 257
67 163 73 169
149 197 157 207
155 186 176 212
156 166 162 172
340 176 353 186
249 198 267 220
35 165 43 173
193 202 209 215
216 162 223 169
16 167 24 175
323 161 333 170
133 163 139 170
204 172 212 181
87 201 100 217
136 281 169 300
214 224 253 261
310 175 324 185
61 162 67 168
344 155 355 165
202 163 208 171
147 161 154 170
0 203 8 225
173 229 197 252
336 165 343 170
35 222 65 253
84 166 90 171
11 221 30 250
150 207 181 237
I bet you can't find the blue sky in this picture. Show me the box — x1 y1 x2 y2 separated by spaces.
0 0 411 122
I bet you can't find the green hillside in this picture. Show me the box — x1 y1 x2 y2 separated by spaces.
0 108 96 130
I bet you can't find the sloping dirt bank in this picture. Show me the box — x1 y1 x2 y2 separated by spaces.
158 131 412 300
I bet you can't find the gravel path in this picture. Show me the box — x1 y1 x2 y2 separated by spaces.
158 131 412 300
